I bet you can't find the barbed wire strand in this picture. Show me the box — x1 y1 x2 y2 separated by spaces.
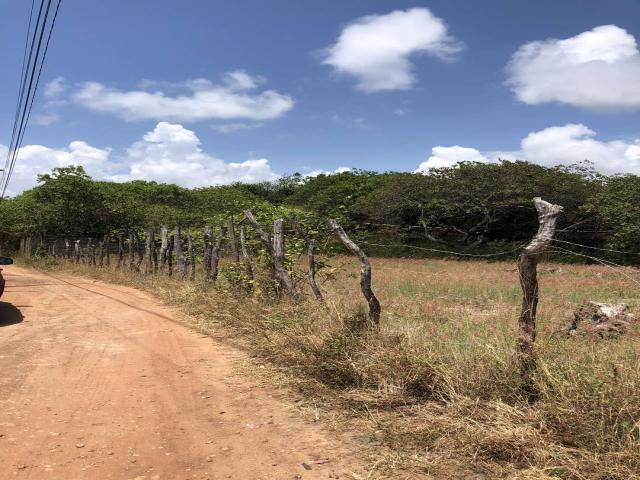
552 238 640 256
359 241 525 258
547 245 640 290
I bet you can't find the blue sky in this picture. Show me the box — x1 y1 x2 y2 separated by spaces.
1 0 640 194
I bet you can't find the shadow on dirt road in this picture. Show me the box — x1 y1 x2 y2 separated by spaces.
0 302 23 327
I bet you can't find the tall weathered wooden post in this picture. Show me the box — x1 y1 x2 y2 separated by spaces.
227 218 240 263
239 225 254 286
174 226 186 279
517 197 563 401
187 234 196 280
244 210 299 302
203 225 213 277
144 228 155 274
210 226 226 284
330 219 380 327
291 216 324 303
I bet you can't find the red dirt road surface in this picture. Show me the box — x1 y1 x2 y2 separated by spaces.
0 266 357 480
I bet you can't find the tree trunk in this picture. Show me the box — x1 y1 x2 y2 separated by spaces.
239 225 254 286
227 218 240 263
174 226 186 279
244 210 299 302
210 226 226 284
330 219 380 327
517 197 563 402
203 225 213 277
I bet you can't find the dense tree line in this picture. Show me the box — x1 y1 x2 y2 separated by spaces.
0 161 638 262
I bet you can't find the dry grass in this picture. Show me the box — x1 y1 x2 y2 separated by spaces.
29 255 640 479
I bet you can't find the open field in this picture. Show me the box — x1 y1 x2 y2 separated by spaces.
26 255 640 479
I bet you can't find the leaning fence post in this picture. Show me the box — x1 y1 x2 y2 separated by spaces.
330 219 381 327
517 197 563 401
244 210 299 302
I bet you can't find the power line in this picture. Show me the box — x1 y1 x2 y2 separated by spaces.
1 0 40 191
1 0 63 199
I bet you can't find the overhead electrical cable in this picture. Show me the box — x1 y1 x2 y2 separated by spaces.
1 0 63 199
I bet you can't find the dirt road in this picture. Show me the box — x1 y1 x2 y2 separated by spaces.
0 266 357 480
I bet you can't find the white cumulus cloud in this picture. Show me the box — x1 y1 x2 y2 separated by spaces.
507 25 640 111
304 167 352 177
322 7 463 93
71 71 294 122
0 122 279 196
416 146 490 172
417 124 640 175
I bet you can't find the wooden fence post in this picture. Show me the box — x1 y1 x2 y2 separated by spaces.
105 235 111 267
128 233 135 270
227 218 240 263
144 227 155 274
239 225 254 286
244 210 299 302
159 226 168 274
292 216 324 303
273 219 286 295
88 238 96 266
187 234 196 280
330 219 381 327
117 235 124 268
174 226 186 279
210 226 226 284
64 238 70 259
74 239 81 263
517 197 563 401
98 238 105 267
203 225 212 277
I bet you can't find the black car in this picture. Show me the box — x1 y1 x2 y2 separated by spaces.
0 257 14 298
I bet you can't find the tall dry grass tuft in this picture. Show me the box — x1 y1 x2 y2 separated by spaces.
28 255 640 479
